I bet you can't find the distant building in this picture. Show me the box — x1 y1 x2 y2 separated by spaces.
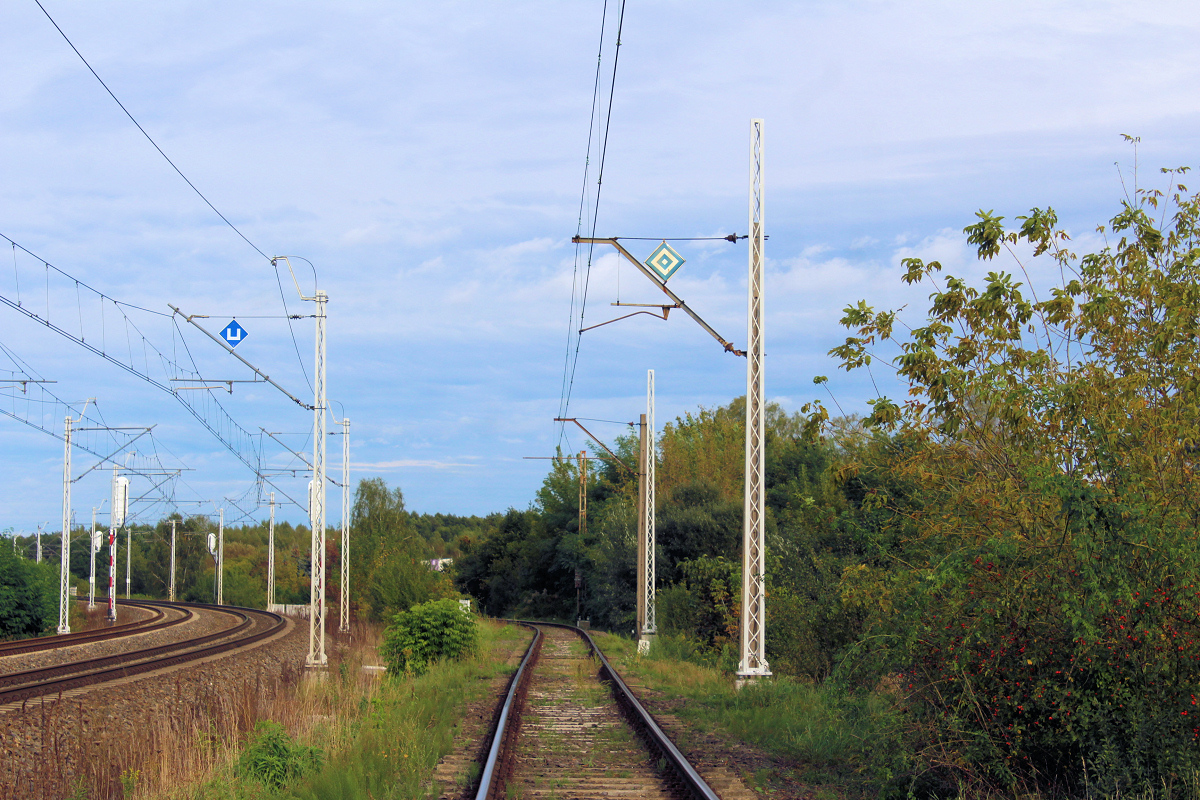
425 557 454 572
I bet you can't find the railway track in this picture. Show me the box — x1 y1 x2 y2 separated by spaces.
475 622 718 800
0 599 189 658
0 601 286 707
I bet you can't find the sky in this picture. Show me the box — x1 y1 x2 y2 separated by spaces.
1 0 1199 534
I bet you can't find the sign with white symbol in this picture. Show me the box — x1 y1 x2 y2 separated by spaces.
220 320 248 348
644 242 686 282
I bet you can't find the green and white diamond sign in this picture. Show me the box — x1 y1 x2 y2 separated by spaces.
645 242 685 282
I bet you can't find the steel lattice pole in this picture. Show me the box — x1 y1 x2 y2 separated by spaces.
738 118 771 682
58 416 72 634
644 370 657 637
217 508 224 605
339 419 350 633
267 492 275 608
88 507 97 610
169 519 176 602
307 290 328 666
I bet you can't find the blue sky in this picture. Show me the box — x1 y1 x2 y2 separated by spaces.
2 1 1199 532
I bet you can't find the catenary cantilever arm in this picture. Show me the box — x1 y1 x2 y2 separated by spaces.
572 236 746 356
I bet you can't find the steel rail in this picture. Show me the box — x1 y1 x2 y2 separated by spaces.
478 620 719 800
474 622 542 800
0 600 183 657
0 602 285 705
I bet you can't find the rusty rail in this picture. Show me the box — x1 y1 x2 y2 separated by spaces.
0 599 186 657
476 620 719 800
0 601 285 706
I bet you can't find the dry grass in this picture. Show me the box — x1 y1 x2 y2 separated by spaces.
4 616 384 800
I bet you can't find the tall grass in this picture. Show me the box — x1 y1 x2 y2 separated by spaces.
595 631 903 797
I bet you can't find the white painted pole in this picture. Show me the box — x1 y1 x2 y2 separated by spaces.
57 416 72 634
340 418 350 632
307 291 328 666
738 118 771 683
169 518 177 602
645 370 657 637
36 523 42 563
88 506 98 610
125 524 132 599
217 508 224 605
267 493 276 609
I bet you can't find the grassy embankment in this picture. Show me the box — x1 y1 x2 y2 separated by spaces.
595 631 902 799
134 619 526 800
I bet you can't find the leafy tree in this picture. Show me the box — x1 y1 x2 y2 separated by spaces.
0 545 56 638
810 166 1200 795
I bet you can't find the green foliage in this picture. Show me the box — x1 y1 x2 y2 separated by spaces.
0 544 56 638
815 166 1200 795
380 599 478 676
235 720 323 790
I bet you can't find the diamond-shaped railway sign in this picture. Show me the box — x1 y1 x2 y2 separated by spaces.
220 319 248 348
645 242 686 282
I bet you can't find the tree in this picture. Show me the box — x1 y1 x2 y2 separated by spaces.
812 166 1200 795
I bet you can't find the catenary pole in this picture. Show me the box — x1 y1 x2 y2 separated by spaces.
267 492 276 608
636 414 647 643
108 467 128 622
642 370 657 644
169 518 177 601
339 419 350 632
88 506 99 610
307 290 328 666
738 118 771 684
58 415 73 633
217 508 224 605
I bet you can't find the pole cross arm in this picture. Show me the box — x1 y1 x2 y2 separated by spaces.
168 304 315 410
572 237 746 357
554 417 638 477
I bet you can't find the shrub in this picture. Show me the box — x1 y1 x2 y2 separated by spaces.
380 598 477 676
235 720 323 789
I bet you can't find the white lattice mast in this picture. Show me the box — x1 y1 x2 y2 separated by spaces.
57 415 73 634
307 290 329 666
169 518 177 602
339 418 350 633
108 467 128 622
88 505 100 610
644 370 657 637
267 492 276 608
738 118 771 682
216 508 224 605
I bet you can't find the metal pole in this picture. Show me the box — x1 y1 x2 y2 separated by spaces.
125 523 131 599
58 416 72 634
36 523 42 563
339 419 350 632
107 467 121 622
169 519 177 602
217 508 224 605
307 290 328 667
88 506 97 610
644 370 657 640
738 118 771 684
636 414 647 644
267 492 276 608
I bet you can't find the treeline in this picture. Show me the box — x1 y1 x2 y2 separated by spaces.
452 177 1200 797
1 480 493 636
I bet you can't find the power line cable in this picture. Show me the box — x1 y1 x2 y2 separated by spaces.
31 0 313 385
559 0 628 445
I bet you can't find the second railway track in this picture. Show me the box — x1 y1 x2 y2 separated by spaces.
0 601 287 707
476 622 718 800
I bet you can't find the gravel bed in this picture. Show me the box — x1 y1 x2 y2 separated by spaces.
0 604 238 675
0 611 307 800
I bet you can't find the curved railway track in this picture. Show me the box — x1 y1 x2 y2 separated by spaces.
0 601 286 707
0 599 189 658
475 621 718 800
